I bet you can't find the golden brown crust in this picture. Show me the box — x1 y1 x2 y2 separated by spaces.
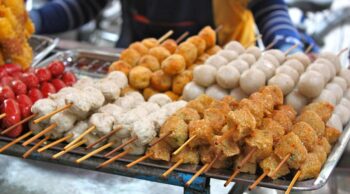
150 70 172 92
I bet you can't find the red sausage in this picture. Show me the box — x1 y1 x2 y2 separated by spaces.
16 94 33 118
1 99 22 137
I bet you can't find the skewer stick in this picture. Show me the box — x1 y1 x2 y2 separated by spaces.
52 139 87 159
33 103 73 124
246 34 262 48
185 163 210 187
238 147 256 169
1 114 38 135
175 31 189 43
158 30 174 44
22 123 57 147
0 113 6 120
284 43 299 55
86 126 121 149
0 131 33 153
149 131 171 147
126 152 153 168
38 134 73 153
305 44 313 54
285 170 301 194
337 47 349 57
270 153 291 177
161 159 184 178
104 136 137 157
224 168 240 187
172 135 197 155
215 25 223 33
23 135 50 159
64 125 96 149
265 39 278 50
97 148 132 169
76 141 115 164
249 171 268 190
204 153 220 173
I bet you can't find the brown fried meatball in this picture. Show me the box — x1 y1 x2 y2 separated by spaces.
172 70 192 95
161 39 178 54
150 70 172 92
128 66 152 89
324 127 341 144
142 38 159 49
206 45 221 55
120 48 141 67
302 102 334 122
195 53 210 65
138 54 160 72
143 87 159 100
161 54 186 75
165 91 180 101
129 41 149 55
176 42 198 67
187 36 206 55
108 60 132 75
148 46 171 63
198 26 216 49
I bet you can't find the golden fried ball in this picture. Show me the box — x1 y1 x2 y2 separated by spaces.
128 66 152 89
143 87 159 100
187 36 206 55
129 41 149 55
138 54 160 71
172 70 193 95
150 70 172 92
161 39 178 54
141 38 159 49
198 26 216 49
161 54 186 75
148 46 171 63
120 48 141 67
108 60 132 75
176 42 198 67
194 53 210 64
165 91 180 101
206 45 221 55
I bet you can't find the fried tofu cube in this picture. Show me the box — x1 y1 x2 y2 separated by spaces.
171 147 199 164
274 132 307 169
221 96 239 110
291 122 318 152
312 144 327 164
245 130 273 161
199 146 232 169
148 141 172 161
269 110 293 132
188 119 214 147
209 100 232 115
186 94 215 117
318 137 331 155
259 85 284 106
235 154 257 174
324 127 341 145
249 92 275 115
160 116 188 149
227 109 257 141
259 154 290 179
298 153 322 181
297 110 325 137
213 135 240 157
277 105 297 121
239 98 265 127
204 108 227 134
174 107 201 124
302 102 334 122
260 118 285 142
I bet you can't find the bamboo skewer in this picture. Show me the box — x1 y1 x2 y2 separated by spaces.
76 141 115 164
0 113 6 120
149 131 171 147
22 135 50 159
337 47 348 57
158 30 174 44
305 44 313 54
205 154 220 173
97 148 132 169
52 139 87 159
246 34 262 48
265 39 278 50
238 148 256 169
224 168 240 187
172 135 197 155
126 152 153 168
249 171 268 190
175 31 189 43
33 103 73 124
215 25 223 33
86 126 121 149
0 131 33 153
38 134 73 153
1 114 37 135
270 153 291 177
64 125 96 149
285 170 301 194
185 163 210 187
22 123 57 146
104 136 137 157
161 159 184 178
284 43 299 55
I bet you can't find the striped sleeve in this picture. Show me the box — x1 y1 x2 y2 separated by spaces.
30 0 108 34
249 0 304 52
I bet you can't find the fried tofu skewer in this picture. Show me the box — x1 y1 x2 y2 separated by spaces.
286 171 301 194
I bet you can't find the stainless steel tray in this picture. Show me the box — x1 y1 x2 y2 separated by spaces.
5 49 350 191
29 35 59 66
34 50 119 78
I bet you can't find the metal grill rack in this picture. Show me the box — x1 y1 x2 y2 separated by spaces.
29 35 59 66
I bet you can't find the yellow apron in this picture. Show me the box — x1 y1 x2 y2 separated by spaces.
212 0 255 47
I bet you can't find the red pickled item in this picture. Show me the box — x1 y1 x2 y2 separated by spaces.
51 79 66 91
10 80 27 95
20 72 40 88
0 85 15 102
1 98 22 138
48 61 65 76
16 94 33 118
62 71 76 86
35 67 52 82
28 88 43 103
40 82 56 97
2 64 22 74
1 76 14 86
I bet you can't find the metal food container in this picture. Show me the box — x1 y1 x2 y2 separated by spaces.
29 35 59 66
